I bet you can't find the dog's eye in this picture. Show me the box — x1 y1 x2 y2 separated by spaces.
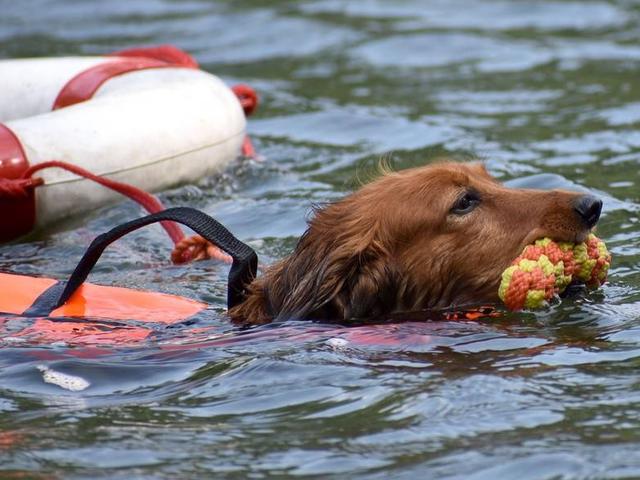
451 191 480 215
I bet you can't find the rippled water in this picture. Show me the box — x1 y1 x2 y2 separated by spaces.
2 1 640 478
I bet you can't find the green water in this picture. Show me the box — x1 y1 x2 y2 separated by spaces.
1 0 640 478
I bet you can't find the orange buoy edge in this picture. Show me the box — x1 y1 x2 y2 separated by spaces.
0 273 57 314
0 272 207 324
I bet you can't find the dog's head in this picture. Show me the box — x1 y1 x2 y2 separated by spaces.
231 162 602 324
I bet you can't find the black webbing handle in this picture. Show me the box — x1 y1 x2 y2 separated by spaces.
55 207 257 310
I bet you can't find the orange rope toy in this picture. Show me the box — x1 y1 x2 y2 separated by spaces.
171 234 232 264
498 234 611 310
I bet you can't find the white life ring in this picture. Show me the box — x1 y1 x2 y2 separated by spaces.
0 46 252 242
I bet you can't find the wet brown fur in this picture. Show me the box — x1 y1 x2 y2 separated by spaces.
230 162 593 325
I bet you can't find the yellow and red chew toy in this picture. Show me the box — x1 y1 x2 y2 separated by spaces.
498 234 611 310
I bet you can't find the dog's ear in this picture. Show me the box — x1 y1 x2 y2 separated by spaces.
266 231 398 321
335 252 400 319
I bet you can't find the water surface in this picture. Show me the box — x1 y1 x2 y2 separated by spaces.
1 1 640 478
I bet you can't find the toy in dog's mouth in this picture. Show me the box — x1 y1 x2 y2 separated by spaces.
499 235 611 310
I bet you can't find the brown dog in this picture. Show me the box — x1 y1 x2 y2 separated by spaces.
230 162 602 325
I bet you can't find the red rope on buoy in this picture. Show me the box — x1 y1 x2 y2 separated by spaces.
23 160 185 245
0 160 231 265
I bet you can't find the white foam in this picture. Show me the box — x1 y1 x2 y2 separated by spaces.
37 365 90 392
326 337 349 349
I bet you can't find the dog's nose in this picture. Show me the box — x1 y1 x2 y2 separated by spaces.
574 195 602 228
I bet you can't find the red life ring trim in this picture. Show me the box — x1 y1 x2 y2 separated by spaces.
0 123 29 180
0 123 37 242
108 45 199 68
52 46 198 110
52 57 196 110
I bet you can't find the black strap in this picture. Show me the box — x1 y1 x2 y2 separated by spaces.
22 281 67 317
52 207 257 313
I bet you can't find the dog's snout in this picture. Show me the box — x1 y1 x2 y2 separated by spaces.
574 195 602 228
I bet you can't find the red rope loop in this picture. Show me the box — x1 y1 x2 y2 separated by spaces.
232 84 259 116
232 84 259 158
171 234 232 264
